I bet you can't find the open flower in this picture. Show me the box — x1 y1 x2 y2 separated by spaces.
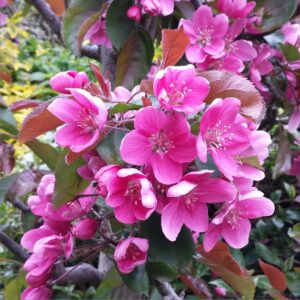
50 71 89 94
197 98 253 180
181 5 229 63
21 286 52 300
141 0 174 16
153 65 209 114
106 168 157 224
161 171 236 241
217 0 256 18
120 107 197 184
203 179 275 251
114 237 149 274
48 89 108 153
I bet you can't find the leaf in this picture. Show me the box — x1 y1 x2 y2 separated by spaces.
26 139 59 170
141 213 195 270
115 29 154 90
96 130 125 164
146 262 178 282
161 27 190 68
280 43 300 62
255 0 297 33
46 0 65 16
255 242 281 267
200 71 265 124
106 0 135 50
90 63 111 98
241 156 263 170
19 100 63 143
259 260 287 292
288 223 300 238
109 103 142 116
62 0 105 56
197 242 256 299
4 273 27 300
53 149 89 207
121 266 149 296
9 100 42 112
0 107 18 135
0 141 15 175
0 173 18 204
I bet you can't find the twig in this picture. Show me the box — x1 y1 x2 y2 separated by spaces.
0 231 29 262
154 279 183 300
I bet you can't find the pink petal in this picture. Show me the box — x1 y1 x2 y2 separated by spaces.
196 134 208 162
161 198 183 241
160 0 174 16
106 191 125 208
167 180 198 198
213 13 229 38
186 44 207 63
55 124 82 147
183 201 208 232
204 38 225 56
120 131 152 166
232 40 257 61
222 218 251 249
115 203 136 224
203 223 222 252
168 136 197 162
193 5 213 28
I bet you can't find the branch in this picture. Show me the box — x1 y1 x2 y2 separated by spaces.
154 279 183 300
0 231 29 262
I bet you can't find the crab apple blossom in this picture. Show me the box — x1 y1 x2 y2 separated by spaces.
21 286 52 300
72 218 99 241
49 71 89 94
48 89 108 153
180 5 229 63
203 179 275 251
197 98 255 180
106 168 157 224
216 0 255 18
120 107 197 184
153 65 210 114
161 170 237 241
282 22 300 48
127 5 142 22
141 0 175 16
114 237 149 274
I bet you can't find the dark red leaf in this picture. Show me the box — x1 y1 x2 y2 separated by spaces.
0 72 12 83
0 141 15 175
140 79 154 95
180 274 212 299
9 100 42 112
90 63 111 98
19 100 63 143
161 26 190 68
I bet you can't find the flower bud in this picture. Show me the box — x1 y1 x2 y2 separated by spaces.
21 286 52 300
127 5 142 22
72 218 99 241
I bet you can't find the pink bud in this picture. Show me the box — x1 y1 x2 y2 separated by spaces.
72 218 99 241
214 286 227 297
21 286 52 300
127 5 142 22
50 71 89 94
114 237 148 274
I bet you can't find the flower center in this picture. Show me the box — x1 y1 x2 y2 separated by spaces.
77 110 98 134
149 131 174 154
167 82 192 105
225 208 240 229
197 26 213 47
124 243 143 261
125 180 142 206
205 122 233 150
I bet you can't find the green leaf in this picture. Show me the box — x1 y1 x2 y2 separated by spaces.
240 156 263 170
53 149 89 207
255 0 297 33
121 266 149 296
4 273 27 300
96 131 125 164
62 0 106 56
280 43 300 62
288 223 300 238
106 0 136 50
0 107 18 135
26 139 59 170
146 262 178 282
115 29 154 90
0 173 18 204
255 242 281 267
141 214 195 270
109 103 142 116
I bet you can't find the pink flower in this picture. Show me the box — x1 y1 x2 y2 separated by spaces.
21 286 52 300
114 237 149 274
197 98 253 180
161 171 236 241
72 218 99 240
203 179 275 251
141 0 174 16
217 0 255 18
85 16 112 48
48 89 108 153
127 5 142 22
214 286 227 297
120 107 197 184
106 168 157 224
288 106 300 132
153 65 209 114
50 71 89 94
282 22 300 48
250 43 275 92
181 5 229 63
0 0 7 7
